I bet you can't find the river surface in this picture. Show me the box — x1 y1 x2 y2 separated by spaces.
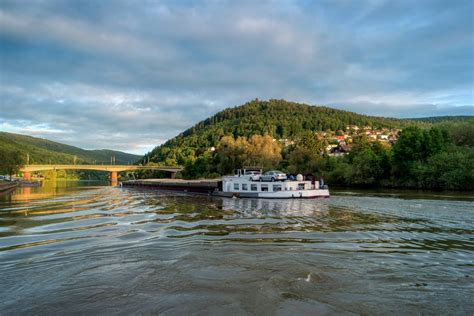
0 181 473 315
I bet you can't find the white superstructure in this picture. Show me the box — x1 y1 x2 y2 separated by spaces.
214 169 330 199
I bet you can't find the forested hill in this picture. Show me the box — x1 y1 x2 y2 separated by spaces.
145 99 418 165
0 132 141 164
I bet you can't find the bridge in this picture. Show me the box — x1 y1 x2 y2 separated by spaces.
20 165 183 181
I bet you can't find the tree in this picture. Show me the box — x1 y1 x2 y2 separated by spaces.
349 148 380 185
246 135 281 169
287 147 323 174
299 131 322 152
412 149 474 190
424 127 450 157
0 149 24 179
181 152 214 179
215 136 248 174
438 121 474 147
392 126 425 176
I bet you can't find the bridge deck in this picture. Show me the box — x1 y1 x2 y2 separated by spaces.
20 165 183 173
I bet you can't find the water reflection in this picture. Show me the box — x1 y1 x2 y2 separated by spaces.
1 186 472 252
0 184 473 315
221 197 329 216
7 180 110 202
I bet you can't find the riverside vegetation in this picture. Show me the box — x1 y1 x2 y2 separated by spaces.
144 100 473 191
0 132 140 165
1 100 472 190
0 132 141 180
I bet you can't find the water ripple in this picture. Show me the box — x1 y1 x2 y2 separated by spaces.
0 183 473 314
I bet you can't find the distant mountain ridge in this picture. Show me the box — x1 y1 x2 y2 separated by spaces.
407 116 473 123
0 132 141 165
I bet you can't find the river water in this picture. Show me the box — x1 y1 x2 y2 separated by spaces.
0 182 473 315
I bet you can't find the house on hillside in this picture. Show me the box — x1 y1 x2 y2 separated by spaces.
278 139 294 146
346 125 360 132
326 144 338 152
329 143 353 156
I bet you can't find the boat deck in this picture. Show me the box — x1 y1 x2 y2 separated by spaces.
123 178 220 193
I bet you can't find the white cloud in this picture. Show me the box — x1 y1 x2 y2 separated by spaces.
0 0 472 154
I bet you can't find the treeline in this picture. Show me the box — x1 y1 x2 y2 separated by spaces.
0 134 82 165
144 99 419 166
144 99 472 191
0 148 24 178
0 148 108 180
0 132 141 165
177 121 473 191
0 132 141 180
325 123 473 190
181 135 281 178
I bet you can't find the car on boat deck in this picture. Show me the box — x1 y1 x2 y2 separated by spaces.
260 170 287 182
244 170 261 181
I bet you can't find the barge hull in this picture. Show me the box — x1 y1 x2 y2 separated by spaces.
123 179 330 199
212 192 330 200
123 179 219 194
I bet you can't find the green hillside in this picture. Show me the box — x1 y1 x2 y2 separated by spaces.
142 99 472 191
145 99 418 165
0 132 141 165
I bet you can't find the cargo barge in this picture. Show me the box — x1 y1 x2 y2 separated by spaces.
122 178 220 194
123 169 330 199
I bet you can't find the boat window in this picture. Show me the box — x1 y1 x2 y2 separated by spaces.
273 184 282 191
251 184 258 191
242 183 248 191
297 183 305 190
261 184 269 192
234 183 239 190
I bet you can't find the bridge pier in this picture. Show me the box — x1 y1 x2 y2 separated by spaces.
170 171 177 179
110 171 118 183
23 172 31 180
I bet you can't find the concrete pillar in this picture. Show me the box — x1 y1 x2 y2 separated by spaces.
23 187 31 198
23 171 31 180
170 171 176 179
110 171 118 182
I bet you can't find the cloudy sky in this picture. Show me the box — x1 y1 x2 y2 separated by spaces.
0 0 473 154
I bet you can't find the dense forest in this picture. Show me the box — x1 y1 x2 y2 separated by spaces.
324 124 473 190
0 132 141 179
144 99 420 166
2 100 472 190
144 99 473 191
174 124 473 191
0 132 141 165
